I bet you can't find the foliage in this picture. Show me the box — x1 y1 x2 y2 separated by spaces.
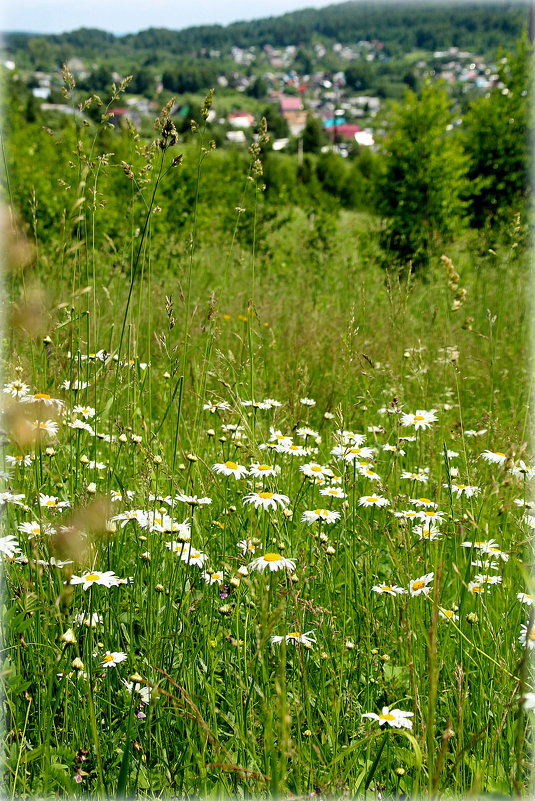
375 81 468 271
462 34 532 228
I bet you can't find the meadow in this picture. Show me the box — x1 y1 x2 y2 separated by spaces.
0 82 533 799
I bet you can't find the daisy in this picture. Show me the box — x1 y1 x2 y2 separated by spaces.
447 483 481 498
519 623 535 649
263 398 282 408
400 409 438 430
300 397 316 407
269 428 293 447
461 538 499 551
301 508 341 524
410 497 437 508
175 494 212 506
0 492 25 505
248 463 280 478
243 491 290 511
297 427 319 439
319 486 346 499
414 524 442 541
202 570 224 585
394 510 419 520
237 539 259 555
409 572 434 596
271 631 316 646
18 521 55 539
517 593 534 606
0 535 21 558
22 393 65 411
280 443 308 457
359 467 382 481
32 420 59 437
5 454 33 467
3 380 30 398
101 651 128 668
480 450 508 465
301 463 333 480
383 444 405 455
372 584 407 596
122 679 153 705
401 471 428 483
249 553 296 573
468 581 490 595
359 495 390 508
336 430 367 446
69 571 122 590
72 405 96 419
68 419 95 434
179 545 208 568
204 401 231 413
212 461 248 479
74 612 103 628
241 399 272 410
522 692 535 711
39 493 70 509
416 509 447 523
61 379 89 391
331 445 375 461
362 706 413 729
35 556 73 568
511 461 535 479
446 450 459 459
473 574 502 586
439 608 459 621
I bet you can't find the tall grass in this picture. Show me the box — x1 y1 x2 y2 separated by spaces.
0 82 533 799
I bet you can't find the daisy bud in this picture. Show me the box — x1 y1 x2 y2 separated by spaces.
155 584 165 593
140 552 151 561
129 672 144 682
282 509 293 519
60 628 76 644
153 455 163 465
163 372 171 379
206 429 215 437
218 604 232 615
119 433 128 443
87 482 97 494
237 565 248 576
71 657 84 670
345 640 355 649
105 520 116 534
229 577 240 588
45 447 55 456
79 455 90 464
395 768 406 776
186 453 198 462
466 612 479 625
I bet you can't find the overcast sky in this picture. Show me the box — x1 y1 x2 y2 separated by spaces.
2 0 335 35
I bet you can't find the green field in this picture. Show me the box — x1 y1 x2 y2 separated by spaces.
0 77 533 799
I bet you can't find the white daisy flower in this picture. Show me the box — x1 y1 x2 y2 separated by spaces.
371 584 407 596
362 706 413 729
439 608 459 621
409 572 434 596
249 553 296 573
0 535 21 558
301 508 341 524
248 463 280 478
319 486 346 499
212 461 248 479
271 631 316 646
243 491 290 511
300 463 333 480
68 571 122 590
358 495 389 508
39 494 70 509
400 409 438 430
480 449 508 465
519 623 535 649
101 651 128 668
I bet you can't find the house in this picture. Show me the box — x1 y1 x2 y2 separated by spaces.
227 111 255 129
279 95 307 136
324 123 363 141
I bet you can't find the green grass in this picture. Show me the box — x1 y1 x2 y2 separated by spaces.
0 87 533 799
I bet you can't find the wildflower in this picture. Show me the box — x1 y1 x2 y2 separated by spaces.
519 623 535 649
32 420 59 437
414 524 442 541
394 510 419 520
300 397 316 407
511 460 535 479
3 380 30 397
461 538 499 551
359 467 382 481
68 571 122 590
243 491 290 511
18 521 54 539
517 593 534 606
400 410 438 430
68 419 95 434
416 509 446 523
269 428 293 447
74 612 103 627
409 572 434 596
410 497 437 508
372 584 407 596
302 508 341 524
447 483 481 498
359 495 390 508
72 405 96 419
522 692 535 711
301 463 333 480
297 427 319 438
175 494 212 506
249 553 296 573
468 581 489 595
102 651 128 668
122 678 152 705
61 379 89 391
202 570 224 585
60 629 77 644
241 399 272 410
473 574 502 586
236 539 257 556
0 491 25 505
5 454 33 467
0 535 21 558
271 631 316 646
39 494 70 509
439 608 459 621
212 461 248 479
319 486 346 499
383 444 406 455
331 445 375 461
480 449 508 465
248 463 280 478
401 471 428 483
179 545 208 568
336 430 367 445
280 443 308 457
362 706 413 729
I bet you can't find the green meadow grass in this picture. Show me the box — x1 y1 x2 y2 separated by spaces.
0 88 533 799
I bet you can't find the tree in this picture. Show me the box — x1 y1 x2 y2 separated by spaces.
375 81 467 271
462 35 531 228
301 114 327 154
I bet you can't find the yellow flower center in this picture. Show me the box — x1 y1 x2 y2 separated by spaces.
529 629 535 641
456 484 467 489
314 509 328 515
103 654 115 662
382 585 394 592
419 498 431 503
45 499 57 506
287 632 301 638
288 445 299 451
211 573 220 580
225 461 238 470
471 585 483 592
348 448 361 454
311 466 322 472
414 415 425 421
34 393 51 399
412 580 425 590
258 492 274 499
84 573 100 582
442 609 454 618
264 553 282 562
495 452 506 457
258 465 271 471
379 713 396 721
367 497 378 503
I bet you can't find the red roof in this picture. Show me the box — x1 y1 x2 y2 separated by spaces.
325 123 363 140
279 96 303 112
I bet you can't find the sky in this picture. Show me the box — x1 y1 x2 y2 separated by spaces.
2 0 334 35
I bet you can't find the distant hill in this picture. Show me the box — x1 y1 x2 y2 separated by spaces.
2 0 530 67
